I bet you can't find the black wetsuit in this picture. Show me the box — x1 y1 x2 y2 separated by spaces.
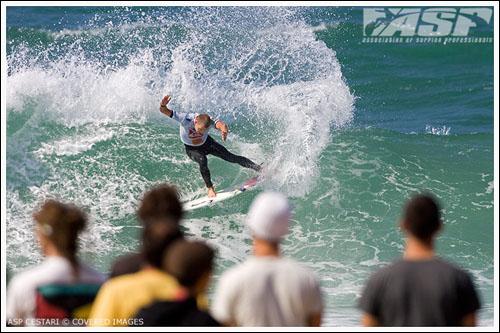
168 110 260 188
185 135 261 188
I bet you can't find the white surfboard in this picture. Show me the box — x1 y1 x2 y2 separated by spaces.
183 176 259 212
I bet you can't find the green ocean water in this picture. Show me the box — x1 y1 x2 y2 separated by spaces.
6 7 494 326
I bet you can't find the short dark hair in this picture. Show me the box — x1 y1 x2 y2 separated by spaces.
138 184 183 225
403 193 442 240
163 240 214 288
141 221 183 268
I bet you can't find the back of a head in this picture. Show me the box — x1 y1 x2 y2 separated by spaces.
141 221 183 268
246 192 292 243
138 184 184 226
33 200 87 268
403 193 442 241
163 240 214 288
109 253 143 278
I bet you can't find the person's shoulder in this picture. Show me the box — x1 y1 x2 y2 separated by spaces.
267 258 321 290
218 258 269 287
8 269 35 296
180 298 221 326
280 257 318 277
433 257 474 279
433 257 464 270
135 299 172 318
370 258 471 280
192 309 221 326
219 260 249 280
9 265 42 285
9 259 66 290
365 259 407 283
99 271 143 293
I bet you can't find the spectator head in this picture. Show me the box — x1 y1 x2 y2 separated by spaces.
163 240 215 296
138 184 184 226
246 192 292 244
33 199 87 274
401 193 442 242
141 220 183 269
109 253 144 278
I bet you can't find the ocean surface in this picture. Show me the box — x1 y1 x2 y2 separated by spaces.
5 6 494 326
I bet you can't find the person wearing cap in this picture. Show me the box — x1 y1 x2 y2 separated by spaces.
211 192 323 326
159 95 261 198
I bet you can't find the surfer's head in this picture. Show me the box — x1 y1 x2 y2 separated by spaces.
194 114 213 134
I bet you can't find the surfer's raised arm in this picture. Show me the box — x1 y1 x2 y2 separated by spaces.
159 95 173 118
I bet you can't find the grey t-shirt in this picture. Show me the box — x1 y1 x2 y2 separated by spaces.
359 258 480 326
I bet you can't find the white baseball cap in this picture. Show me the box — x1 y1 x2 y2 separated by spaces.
246 192 292 241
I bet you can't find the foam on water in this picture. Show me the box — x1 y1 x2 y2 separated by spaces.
7 55 157 126
8 7 354 194
34 126 119 157
6 7 353 275
425 124 451 136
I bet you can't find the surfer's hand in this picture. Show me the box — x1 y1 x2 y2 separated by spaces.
216 122 229 141
161 95 171 106
208 187 217 198
160 96 173 117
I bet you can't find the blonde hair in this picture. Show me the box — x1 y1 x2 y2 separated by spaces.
196 114 212 128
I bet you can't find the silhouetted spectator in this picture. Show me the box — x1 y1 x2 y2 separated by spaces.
359 193 481 326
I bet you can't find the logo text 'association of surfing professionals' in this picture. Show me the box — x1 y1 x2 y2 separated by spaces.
362 8 493 44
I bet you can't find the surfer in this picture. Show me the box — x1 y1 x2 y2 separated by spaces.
159 95 261 198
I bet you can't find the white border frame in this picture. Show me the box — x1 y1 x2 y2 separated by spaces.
1 1 498 332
